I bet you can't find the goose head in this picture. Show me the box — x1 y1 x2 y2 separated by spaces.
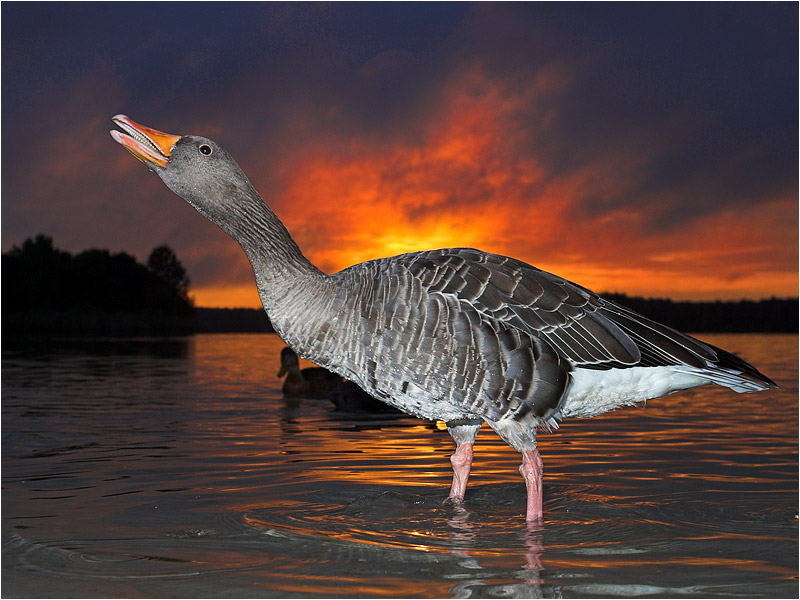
110 115 263 238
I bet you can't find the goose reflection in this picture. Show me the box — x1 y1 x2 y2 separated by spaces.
443 504 549 598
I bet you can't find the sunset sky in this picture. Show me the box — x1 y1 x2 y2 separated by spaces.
2 3 797 307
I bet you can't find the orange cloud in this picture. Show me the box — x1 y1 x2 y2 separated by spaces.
271 66 562 273
190 66 797 307
538 191 798 300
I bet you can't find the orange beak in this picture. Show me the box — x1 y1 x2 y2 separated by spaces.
110 114 181 169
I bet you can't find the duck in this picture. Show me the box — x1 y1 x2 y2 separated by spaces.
327 377 404 413
277 346 340 397
111 115 776 523
279 345 394 412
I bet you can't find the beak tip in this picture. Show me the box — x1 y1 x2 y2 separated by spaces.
110 114 177 169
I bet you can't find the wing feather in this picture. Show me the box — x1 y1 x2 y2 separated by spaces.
402 248 718 371
328 246 773 428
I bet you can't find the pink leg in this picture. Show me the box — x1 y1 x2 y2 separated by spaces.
519 448 543 523
448 443 474 500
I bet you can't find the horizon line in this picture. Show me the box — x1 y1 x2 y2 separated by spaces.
193 294 800 311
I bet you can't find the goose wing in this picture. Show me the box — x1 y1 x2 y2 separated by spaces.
402 248 734 373
335 247 771 424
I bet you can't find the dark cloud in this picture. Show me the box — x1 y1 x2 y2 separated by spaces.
501 3 799 228
1 2 796 305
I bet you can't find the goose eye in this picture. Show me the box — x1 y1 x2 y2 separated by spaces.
199 144 212 155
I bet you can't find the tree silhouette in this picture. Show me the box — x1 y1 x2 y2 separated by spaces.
3 235 195 334
2 234 72 312
147 245 190 301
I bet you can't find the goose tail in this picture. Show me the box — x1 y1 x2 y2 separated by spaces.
689 344 777 393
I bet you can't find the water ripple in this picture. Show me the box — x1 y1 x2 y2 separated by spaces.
3 334 797 598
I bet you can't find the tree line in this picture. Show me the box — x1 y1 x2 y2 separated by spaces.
196 294 797 334
602 293 796 334
3 235 195 335
2 234 796 336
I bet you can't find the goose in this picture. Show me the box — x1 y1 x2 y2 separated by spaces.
278 346 340 397
110 115 776 522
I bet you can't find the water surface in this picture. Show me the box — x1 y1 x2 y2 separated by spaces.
3 333 797 597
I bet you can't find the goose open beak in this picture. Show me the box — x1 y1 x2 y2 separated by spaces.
110 115 181 169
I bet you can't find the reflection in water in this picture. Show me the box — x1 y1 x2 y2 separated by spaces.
523 523 545 574
444 508 547 597
2 333 797 597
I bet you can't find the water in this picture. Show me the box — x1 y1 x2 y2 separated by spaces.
2 333 797 598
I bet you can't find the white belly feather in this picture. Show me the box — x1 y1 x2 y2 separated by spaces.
559 366 709 419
